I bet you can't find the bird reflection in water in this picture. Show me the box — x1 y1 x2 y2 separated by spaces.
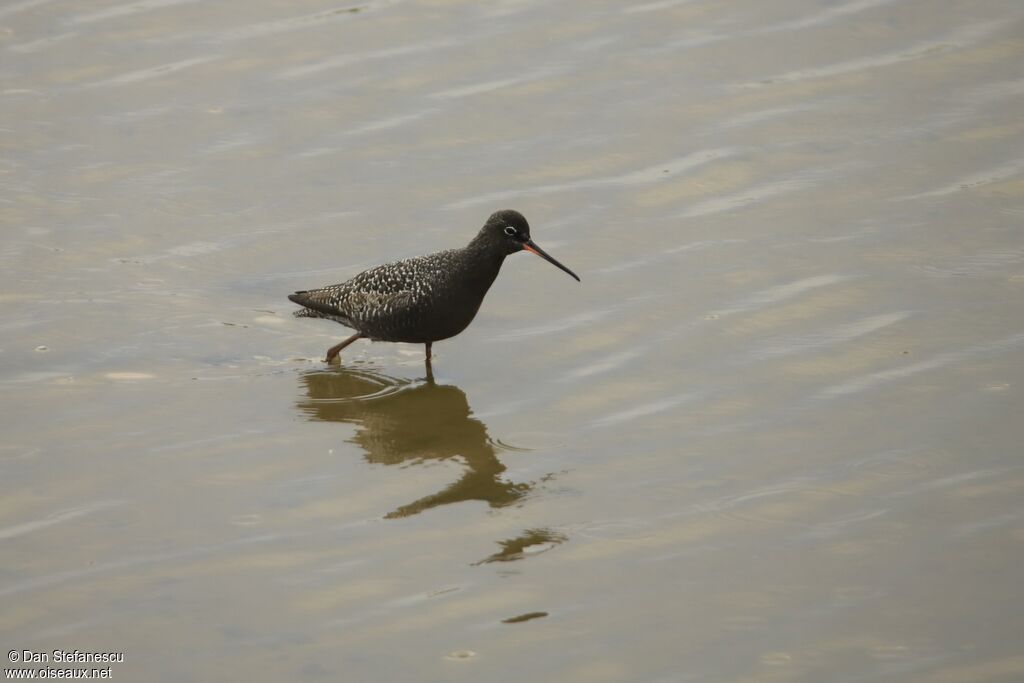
296 365 532 519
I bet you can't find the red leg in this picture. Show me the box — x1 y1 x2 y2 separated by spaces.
324 333 362 363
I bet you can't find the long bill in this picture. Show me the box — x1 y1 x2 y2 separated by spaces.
523 239 581 282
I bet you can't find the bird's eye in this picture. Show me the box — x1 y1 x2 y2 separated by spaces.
503 226 517 237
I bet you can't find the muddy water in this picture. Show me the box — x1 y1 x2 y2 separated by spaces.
3 0 1023 681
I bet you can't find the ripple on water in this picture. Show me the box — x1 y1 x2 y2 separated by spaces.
750 311 911 360
0 0 61 21
562 349 644 380
897 158 1024 200
759 652 793 666
675 167 843 219
815 331 1024 399
624 0 700 15
277 39 457 80
71 0 207 24
845 449 933 480
431 66 566 100
868 644 911 661
589 392 698 428
711 274 853 318
209 4 366 42
696 482 885 534
485 437 534 453
910 247 1024 278
105 372 156 381
594 238 745 276
0 500 124 541
296 367 413 409
7 31 78 53
229 514 262 527
82 56 216 88
446 147 738 209
492 308 612 340
444 650 476 661
746 19 1010 87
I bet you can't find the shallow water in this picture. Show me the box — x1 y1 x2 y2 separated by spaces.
2 0 1023 681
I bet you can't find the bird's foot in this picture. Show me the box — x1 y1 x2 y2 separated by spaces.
323 332 363 364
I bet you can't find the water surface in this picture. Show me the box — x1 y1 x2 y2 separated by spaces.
2 0 1023 681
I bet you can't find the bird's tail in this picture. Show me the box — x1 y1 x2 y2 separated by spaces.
288 290 353 326
288 292 315 318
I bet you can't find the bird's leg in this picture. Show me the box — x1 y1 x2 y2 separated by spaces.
324 332 363 363
424 342 434 383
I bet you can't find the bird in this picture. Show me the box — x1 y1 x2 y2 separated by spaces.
288 209 580 370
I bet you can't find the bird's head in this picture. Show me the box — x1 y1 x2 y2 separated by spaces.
479 209 580 282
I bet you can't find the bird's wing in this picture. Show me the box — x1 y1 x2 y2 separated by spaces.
289 284 412 320
290 259 431 320
336 287 416 322
290 251 453 325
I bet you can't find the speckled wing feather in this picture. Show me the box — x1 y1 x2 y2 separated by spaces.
288 286 412 328
289 250 460 340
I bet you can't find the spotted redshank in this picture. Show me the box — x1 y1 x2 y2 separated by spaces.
288 210 580 368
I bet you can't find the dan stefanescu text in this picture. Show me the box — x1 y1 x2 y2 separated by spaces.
17 650 123 664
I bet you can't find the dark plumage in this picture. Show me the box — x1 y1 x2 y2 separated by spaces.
289 210 579 367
